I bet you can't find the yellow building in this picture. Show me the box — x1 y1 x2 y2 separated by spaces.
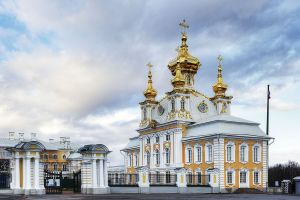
122 20 273 192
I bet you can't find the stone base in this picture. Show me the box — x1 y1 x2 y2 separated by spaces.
13 188 45 195
139 187 150 194
81 187 110 194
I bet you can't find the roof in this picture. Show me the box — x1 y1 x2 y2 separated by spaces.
67 152 82 160
0 138 80 151
123 137 139 151
185 114 268 139
14 141 45 151
78 144 110 154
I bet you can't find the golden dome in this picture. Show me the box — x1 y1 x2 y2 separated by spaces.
212 55 228 98
168 20 200 76
143 63 157 100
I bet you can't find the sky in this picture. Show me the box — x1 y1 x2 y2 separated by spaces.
0 0 299 166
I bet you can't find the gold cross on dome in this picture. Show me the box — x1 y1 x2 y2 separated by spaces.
179 19 189 34
147 62 153 70
217 55 223 65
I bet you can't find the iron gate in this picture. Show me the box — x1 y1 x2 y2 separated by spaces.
44 170 63 194
0 159 10 189
73 170 81 193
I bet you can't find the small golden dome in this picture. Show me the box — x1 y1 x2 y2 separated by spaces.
212 55 228 98
171 64 185 88
144 63 157 100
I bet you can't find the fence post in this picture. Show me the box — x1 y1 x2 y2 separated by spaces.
176 168 187 193
138 167 150 193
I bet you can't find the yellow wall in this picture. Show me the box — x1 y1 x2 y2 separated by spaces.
224 139 263 189
182 140 214 175
40 149 70 171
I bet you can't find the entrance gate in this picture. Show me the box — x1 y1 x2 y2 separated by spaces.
44 170 63 194
44 170 81 194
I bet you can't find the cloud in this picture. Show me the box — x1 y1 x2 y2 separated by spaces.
0 0 299 165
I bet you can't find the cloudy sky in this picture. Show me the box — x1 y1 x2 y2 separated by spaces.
0 0 299 165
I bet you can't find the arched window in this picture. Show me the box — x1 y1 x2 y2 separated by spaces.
186 146 192 163
155 149 160 165
253 144 261 163
180 98 185 110
134 154 138 166
187 75 191 85
171 99 175 112
143 108 147 120
194 145 201 163
146 151 150 166
226 142 235 162
240 143 248 163
62 154 66 160
165 148 170 164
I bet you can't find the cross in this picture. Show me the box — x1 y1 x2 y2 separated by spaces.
179 19 189 34
147 62 153 70
217 55 223 65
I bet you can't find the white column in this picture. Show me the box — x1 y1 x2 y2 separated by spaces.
92 159 97 188
99 159 104 187
34 157 40 189
22 158 26 189
15 158 20 189
160 134 164 168
26 157 31 189
104 159 108 187
139 139 143 167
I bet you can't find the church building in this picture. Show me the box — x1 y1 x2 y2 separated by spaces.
122 20 272 192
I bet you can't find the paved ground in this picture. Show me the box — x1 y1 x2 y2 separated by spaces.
0 194 298 200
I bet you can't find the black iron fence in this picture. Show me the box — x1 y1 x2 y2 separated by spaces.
149 173 177 186
108 173 139 186
0 172 10 189
186 174 210 186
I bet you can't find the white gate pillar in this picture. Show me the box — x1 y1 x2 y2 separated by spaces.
138 167 150 193
177 168 187 193
8 141 46 195
79 144 111 194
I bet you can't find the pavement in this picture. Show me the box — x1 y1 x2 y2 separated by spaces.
0 194 298 200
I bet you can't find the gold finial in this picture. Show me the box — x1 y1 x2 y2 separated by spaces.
147 62 153 78
179 19 189 34
213 55 228 98
217 55 223 66
144 62 157 100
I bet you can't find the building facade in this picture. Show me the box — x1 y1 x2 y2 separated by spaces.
122 21 273 192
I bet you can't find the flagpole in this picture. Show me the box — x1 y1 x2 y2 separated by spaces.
266 84 270 192
266 85 270 135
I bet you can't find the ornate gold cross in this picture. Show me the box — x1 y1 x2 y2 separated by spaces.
179 19 189 34
217 55 223 65
147 62 153 70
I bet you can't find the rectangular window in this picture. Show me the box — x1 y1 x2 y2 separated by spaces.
62 164 67 171
196 147 201 162
254 147 259 162
146 138 150 144
240 171 247 183
227 145 232 161
254 171 259 184
240 146 246 162
208 145 213 162
227 171 233 184
187 148 192 163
